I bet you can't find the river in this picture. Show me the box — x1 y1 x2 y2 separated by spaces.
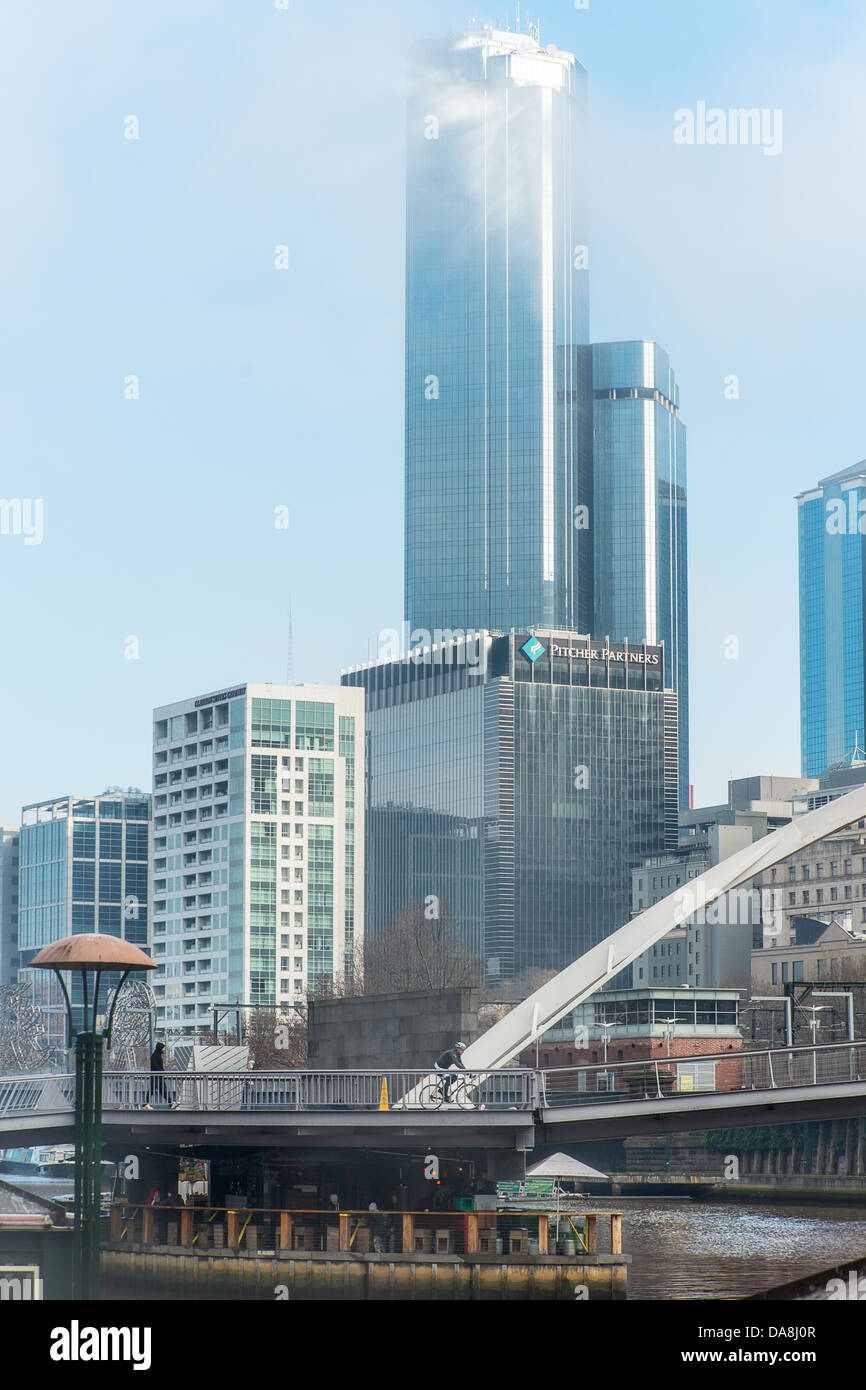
574 1196 866 1298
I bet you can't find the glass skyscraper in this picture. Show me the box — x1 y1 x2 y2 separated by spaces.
592 341 689 807
343 633 678 980
0 827 20 987
404 27 592 636
17 791 151 1041
798 462 866 777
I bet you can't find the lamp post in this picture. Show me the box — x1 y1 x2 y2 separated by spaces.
25 934 156 1301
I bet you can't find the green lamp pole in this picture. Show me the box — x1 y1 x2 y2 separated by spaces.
26 934 156 1301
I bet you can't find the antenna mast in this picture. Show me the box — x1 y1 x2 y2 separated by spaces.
285 604 294 686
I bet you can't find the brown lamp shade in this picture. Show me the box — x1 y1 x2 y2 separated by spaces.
25 934 156 972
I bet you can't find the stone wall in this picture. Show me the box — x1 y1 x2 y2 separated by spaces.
307 988 480 1069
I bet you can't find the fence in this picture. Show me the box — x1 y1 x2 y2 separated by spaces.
108 1204 623 1259
539 1040 866 1107
100 1068 537 1112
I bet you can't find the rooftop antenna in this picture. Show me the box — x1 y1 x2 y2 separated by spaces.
285 603 294 686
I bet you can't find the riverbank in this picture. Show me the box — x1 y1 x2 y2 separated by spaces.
581 1174 866 1205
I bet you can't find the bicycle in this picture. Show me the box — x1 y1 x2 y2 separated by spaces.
418 1071 481 1111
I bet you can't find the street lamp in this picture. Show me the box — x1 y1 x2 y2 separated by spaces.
801 1005 829 1086
25 933 156 1300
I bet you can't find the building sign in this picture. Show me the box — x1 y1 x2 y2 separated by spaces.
520 637 546 664
519 637 660 666
195 686 247 709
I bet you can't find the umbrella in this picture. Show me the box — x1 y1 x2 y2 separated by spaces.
526 1153 608 1235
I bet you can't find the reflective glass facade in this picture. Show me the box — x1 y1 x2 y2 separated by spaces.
17 793 151 1039
344 631 677 980
0 828 20 987
798 463 866 777
405 30 592 636
592 341 689 807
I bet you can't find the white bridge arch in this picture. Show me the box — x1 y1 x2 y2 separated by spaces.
459 783 866 1073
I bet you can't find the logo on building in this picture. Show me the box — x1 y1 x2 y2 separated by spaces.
521 638 546 664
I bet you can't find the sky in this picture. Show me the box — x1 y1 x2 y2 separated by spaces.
1 0 865 823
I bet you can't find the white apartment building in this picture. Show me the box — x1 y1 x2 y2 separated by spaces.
150 682 364 1038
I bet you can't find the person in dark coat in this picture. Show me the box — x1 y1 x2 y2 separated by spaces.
146 1042 170 1107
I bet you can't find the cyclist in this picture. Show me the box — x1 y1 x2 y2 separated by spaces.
434 1041 467 1104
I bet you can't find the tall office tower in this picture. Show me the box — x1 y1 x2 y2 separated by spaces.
592 341 689 808
798 462 866 778
150 683 364 1038
404 26 592 636
0 828 20 987
17 792 150 1043
343 632 678 982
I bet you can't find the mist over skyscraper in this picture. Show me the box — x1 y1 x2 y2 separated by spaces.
402 23 689 807
404 26 593 637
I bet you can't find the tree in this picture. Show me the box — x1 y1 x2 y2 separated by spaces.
242 1009 307 1069
360 900 482 995
305 900 483 1000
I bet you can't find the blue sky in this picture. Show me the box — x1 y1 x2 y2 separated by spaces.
2 0 865 822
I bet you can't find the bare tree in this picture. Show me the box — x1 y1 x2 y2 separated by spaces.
305 901 482 1001
360 900 482 994
242 1009 307 1068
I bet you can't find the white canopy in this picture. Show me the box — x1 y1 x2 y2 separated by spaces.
526 1152 607 1180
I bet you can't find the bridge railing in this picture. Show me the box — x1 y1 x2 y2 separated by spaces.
100 1068 538 1113
538 1040 866 1108
0 1073 75 1116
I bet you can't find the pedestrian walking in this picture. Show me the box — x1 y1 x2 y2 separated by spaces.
145 1042 172 1108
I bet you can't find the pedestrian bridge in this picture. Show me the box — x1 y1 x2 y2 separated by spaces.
2 1042 865 1151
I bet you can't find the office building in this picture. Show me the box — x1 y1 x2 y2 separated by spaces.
626 775 819 990
0 829 20 987
798 461 866 777
522 987 743 1092
17 791 150 1041
343 630 678 982
150 683 364 1036
752 915 866 990
404 26 592 637
592 341 688 806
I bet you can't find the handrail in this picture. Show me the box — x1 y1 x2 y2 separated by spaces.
539 1038 864 1075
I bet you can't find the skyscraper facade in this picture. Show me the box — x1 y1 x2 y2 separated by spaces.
343 632 678 980
798 462 866 777
0 828 20 987
17 791 150 1040
404 27 592 637
592 341 689 807
150 683 364 1037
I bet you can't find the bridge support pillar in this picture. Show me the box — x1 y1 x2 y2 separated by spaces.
611 1214 622 1255
227 1210 240 1248
585 1215 597 1254
278 1212 293 1251
180 1208 194 1247
402 1214 414 1253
